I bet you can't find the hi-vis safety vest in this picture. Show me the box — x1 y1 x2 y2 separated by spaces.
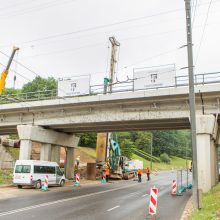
105 168 110 175
137 169 142 175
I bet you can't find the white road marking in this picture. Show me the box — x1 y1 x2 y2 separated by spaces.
0 183 142 217
127 191 141 196
141 194 148 197
107 205 120 212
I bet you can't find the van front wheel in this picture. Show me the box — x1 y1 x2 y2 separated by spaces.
17 185 22 189
60 180 65 187
35 180 41 189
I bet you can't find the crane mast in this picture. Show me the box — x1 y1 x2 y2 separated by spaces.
0 46 19 95
96 37 120 166
108 36 120 93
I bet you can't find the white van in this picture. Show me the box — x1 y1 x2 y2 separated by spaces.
13 160 65 189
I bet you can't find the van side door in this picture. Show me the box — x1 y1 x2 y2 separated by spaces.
56 166 63 184
46 166 56 185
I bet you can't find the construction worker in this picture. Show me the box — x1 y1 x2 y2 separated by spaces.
146 167 151 181
76 156 80 167
105 167 110 182
137 168 142 182
189 161 192 172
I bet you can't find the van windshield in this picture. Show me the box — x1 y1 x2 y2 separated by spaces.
15 165 31 173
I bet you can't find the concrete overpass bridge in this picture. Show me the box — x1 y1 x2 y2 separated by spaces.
0 79 219 192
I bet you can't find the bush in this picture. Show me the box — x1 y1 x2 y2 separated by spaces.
160 153 171 164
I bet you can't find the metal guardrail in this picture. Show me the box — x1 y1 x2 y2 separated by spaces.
0 72 220 104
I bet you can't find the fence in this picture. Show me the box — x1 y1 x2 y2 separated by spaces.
1 72 220 104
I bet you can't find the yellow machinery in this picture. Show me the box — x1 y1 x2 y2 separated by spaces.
96 133 108 165
0 46 19 95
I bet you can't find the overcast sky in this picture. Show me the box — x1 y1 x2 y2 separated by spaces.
0 0 219 89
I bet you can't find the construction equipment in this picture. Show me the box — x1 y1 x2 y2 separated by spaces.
109 138 136 180
0 46 19 95
96 134 139 180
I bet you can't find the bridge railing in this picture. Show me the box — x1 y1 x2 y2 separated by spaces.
0 72 220 104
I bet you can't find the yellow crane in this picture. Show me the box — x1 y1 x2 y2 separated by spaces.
0 46 19 95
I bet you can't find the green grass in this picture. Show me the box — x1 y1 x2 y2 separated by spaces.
132 153 188 170
190 183 220 220
6 148 19 160
78 147 188 170
0 169 12 185
78 147 96 159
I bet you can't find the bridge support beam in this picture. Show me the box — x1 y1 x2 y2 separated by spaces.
196 115 218 192
17 125 79 179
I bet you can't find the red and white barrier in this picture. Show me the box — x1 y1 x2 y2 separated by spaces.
75 173 80 184
149 186 158 217
171 180 177 195
44 175 49 188
101 172 106 184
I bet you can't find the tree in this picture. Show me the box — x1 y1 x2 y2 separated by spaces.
134 131 152 153
78 133 97 148
120 139 135 159
2 88 21 95
160 153 171 164
22 76 57 93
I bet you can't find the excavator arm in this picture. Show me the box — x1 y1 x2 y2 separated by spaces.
0 46 19 95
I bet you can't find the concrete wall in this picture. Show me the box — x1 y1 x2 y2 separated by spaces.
0 145 15 169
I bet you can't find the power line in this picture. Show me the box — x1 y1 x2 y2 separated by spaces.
0 50 39 77
120 48 179 70
20 42 107 59
4 7 185 46
0 0 76 19
195 0 213 65
19 27 191 60
0 0 218 50
0 61 32 81
0 0 34 11
192 0 199 27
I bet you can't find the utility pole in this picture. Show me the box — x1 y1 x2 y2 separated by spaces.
184 0 200 209
108 36 120 93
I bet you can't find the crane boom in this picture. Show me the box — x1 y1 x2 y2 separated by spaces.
0 46 19 95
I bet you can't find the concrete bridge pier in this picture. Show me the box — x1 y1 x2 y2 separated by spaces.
19 140 32 160
51 145 60 164
40 143 52 161
196 114 219 192
66 148 74 180
17 125 79 179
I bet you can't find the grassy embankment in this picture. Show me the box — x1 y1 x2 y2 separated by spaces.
132 153 188 170
79 147 188 170
190 183 220 220
78 147 96 159
0 169 12 185
0 148 19 185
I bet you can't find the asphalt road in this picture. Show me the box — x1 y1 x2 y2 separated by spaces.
0 170 192 220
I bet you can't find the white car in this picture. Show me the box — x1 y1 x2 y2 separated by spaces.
13 160 65 189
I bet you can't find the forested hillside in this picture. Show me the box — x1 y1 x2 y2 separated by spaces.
79 130 192 160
